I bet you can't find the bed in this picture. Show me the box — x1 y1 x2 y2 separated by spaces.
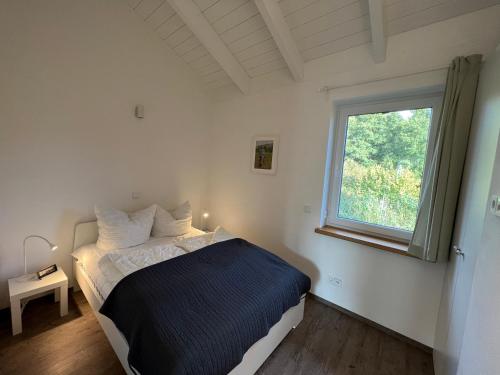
72 221 308 375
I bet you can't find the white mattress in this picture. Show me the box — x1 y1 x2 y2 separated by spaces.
72 228 205 300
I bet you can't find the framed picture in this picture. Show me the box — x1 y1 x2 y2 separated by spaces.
251 135 279 175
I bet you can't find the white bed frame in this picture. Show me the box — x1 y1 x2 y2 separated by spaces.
72 221 305 375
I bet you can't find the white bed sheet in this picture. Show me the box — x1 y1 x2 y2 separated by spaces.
72 228 205 300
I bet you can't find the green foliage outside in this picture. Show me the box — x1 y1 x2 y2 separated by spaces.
254 142 273 170
338 109 432 231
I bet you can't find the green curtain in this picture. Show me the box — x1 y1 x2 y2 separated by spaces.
408 55 482 262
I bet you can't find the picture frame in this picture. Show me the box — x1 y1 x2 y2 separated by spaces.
251 135 279 175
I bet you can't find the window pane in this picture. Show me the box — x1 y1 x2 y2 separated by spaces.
338 108 432 231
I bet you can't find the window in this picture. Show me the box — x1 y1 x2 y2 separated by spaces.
327 92 442 242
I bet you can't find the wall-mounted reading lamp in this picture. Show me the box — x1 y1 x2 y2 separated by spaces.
23 235 58 275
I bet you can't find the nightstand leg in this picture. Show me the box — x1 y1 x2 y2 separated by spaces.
59 283 68 317
54 287 60 302
10 297 22 335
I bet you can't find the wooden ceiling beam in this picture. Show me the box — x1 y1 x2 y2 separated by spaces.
254 0 304 81
167 0 251 94
368 0 386 63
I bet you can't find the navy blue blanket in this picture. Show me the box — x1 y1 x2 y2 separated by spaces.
100 238 310 375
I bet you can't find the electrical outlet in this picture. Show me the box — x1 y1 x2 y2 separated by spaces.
303 205 312 214
131 192 141 200
328 274 342 288
333 277 342 288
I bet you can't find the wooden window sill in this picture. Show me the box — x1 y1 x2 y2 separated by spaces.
315 225 415 258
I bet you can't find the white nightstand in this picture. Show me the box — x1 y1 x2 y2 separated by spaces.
8 265 68 335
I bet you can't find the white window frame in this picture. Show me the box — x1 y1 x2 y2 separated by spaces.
327 91 443 242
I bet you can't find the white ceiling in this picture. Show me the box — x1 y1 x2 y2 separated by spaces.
128 0 500 91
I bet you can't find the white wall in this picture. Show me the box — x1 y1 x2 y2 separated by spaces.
0 0 211 308
455 46 500 375
207 6 500 347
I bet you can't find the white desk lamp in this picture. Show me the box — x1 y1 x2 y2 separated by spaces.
23 235 58 274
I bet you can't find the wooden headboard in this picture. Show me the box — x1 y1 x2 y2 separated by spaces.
73 221 98 250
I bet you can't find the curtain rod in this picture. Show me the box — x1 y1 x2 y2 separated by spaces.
318 66 449 93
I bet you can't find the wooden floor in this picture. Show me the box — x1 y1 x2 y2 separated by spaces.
0 292 123 375
257 298 434 375
0 291 434 375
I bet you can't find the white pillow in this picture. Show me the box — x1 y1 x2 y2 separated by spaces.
152 201 192 237
95 205 156 251
171 201 192 220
